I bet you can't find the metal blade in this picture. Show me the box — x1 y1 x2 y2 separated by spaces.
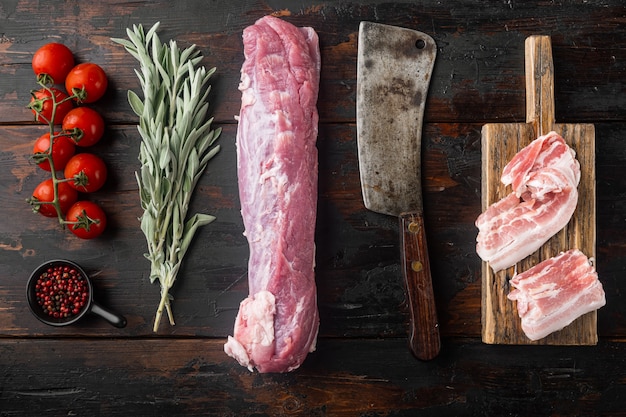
356 21 436 217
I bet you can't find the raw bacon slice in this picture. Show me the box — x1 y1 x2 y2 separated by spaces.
476 131 581 272
501 131 581 196
507 249 605 341
224 16 320 373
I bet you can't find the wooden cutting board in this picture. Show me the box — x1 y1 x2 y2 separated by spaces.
481 35 597 345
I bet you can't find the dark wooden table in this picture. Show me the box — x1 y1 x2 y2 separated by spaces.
1 1 625 415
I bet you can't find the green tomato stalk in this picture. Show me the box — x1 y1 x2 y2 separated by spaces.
27 82 68 223
26 81 99 232
112 23 221 332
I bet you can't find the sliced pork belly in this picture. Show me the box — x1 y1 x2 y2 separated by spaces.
501 131 581 196
476 131 581 272
507 249 605 341
224 16 320 373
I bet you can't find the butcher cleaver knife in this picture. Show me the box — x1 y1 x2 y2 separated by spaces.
356 21 440 360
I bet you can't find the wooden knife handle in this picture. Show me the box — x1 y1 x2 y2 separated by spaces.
399 211 441 360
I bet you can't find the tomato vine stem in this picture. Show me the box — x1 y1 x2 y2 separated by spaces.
26 80 90 228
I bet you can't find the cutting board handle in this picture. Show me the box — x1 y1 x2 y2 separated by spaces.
400 211 441 360
525 35 556 135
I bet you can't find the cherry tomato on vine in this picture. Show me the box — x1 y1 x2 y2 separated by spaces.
62 107 105 147
29 87 74 125
31 179 78 217
32 133 76 172
31 43 75 84
65 200 107 239
64 153 108 193
65 63 108 103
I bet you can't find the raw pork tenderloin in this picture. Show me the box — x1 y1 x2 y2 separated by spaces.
476 131 581 272
507 249 605 341
224 16 321 373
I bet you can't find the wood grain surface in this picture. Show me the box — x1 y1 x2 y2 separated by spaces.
0 1 625 416
481 36 598 345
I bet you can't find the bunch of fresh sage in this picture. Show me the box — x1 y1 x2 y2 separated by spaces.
112 22 221 332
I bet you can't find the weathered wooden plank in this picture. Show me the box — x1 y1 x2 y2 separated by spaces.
1 121 624 340
0 0 624 125
1 123 486 339
0 337 624 416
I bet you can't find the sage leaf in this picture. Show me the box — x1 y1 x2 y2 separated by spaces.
127 90 144 117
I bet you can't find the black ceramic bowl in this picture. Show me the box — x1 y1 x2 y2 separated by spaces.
27 259 126 328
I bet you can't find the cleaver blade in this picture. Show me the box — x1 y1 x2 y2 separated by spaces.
356 21 440 360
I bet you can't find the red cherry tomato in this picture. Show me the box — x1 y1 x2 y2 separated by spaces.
31 179 78 217
33 133 76 172
62 107 105 147
65 200 107 239
65 63 108 103
64 153 108 193
29 87 74 125
31 43 75 84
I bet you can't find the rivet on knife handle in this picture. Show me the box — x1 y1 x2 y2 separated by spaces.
400 211 441 360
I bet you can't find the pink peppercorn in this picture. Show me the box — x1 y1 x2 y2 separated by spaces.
35 265 89 319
